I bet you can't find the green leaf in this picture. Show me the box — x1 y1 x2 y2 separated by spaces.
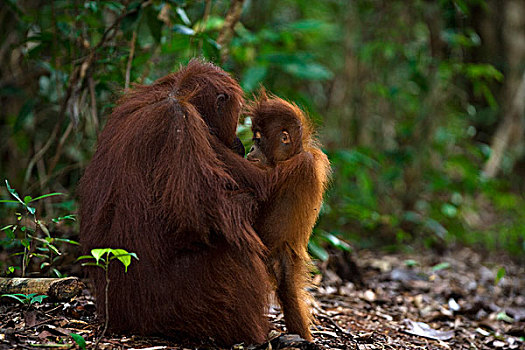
200 16 223 32
70 333 86 350
431 262 451 272
77 255 95 261
91 248 111 263
51 215 76 223
110 249 138 272
2 294 27 304
34 253 50 260
4 227 15 240
84 1 98 13
44 243 60 255
52 268 64 278
321 232 351 252
53 238 80 245
441 203 457 217
81 262 105 269
21 239 31 249
5 179 24 205
29 294 47 305
496 311 514 323
404 259 419 267
206 37 220 50
176 7 191 25
29 193 63 202
495 267 506 284
308 240 329 262
0 199 19 204
465 64 503 82
173 24 195 36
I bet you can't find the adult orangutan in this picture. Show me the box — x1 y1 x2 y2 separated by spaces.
78 60 272 345
246 91 331 341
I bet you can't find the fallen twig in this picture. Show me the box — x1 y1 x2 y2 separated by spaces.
0 277 84 301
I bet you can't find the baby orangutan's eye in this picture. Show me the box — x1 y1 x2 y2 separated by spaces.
254 131 262 140
281 130 290 144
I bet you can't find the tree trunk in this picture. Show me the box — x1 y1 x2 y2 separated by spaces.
483 0 525 178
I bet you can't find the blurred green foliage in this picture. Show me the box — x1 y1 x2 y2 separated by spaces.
0 0 524 259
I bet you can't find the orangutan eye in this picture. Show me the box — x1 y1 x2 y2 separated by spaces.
254 131 262 140
281 131 290 144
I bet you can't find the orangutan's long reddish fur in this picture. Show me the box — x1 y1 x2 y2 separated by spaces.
247 92 331 341
78 60 272 345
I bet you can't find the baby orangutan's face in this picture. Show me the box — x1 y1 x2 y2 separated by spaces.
246 130 292 167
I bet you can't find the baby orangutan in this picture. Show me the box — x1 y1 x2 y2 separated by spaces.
246 91 331 341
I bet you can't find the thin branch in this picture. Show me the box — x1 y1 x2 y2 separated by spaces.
198 0 213 52
125 31 137 90
216 0 245 63
316 314 354 339
27 163 82 194
138 46 160 83
35 141 53 215
94 268 110 349
483 70 525 178
24 128 58 185
88 75 99 130
47 122 74 180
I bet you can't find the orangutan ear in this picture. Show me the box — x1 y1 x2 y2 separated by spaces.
216 93 230 111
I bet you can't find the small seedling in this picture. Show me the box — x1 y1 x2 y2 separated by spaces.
4 266 19 275
495 267 506 285
1 293 48 306
77 248 138 349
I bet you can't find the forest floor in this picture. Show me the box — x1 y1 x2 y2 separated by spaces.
0 247 523 350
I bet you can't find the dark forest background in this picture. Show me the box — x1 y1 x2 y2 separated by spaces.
1 0 524 275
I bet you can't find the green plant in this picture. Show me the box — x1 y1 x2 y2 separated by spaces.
431 262 451 272
70 333 87 350
1 293 48 306
77 248 138 349
309 230 353 262
495 267 506 285
0 180 77 277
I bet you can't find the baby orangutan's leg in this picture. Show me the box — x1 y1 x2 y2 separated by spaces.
273 245 314 341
